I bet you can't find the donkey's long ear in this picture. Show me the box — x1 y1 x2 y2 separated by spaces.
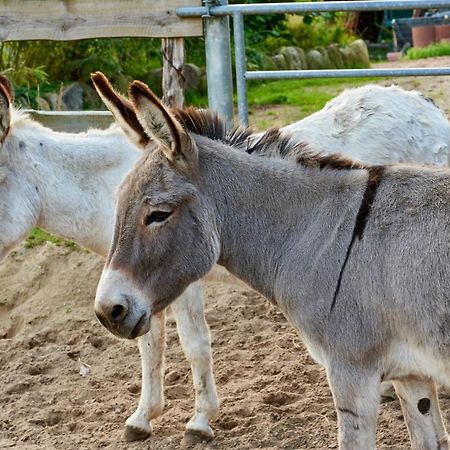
0 75 13 144
91 72 150 149
129 80 197 163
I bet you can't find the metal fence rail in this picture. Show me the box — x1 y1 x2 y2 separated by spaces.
178 1 450 16
178 0 450 125
25 110 113 133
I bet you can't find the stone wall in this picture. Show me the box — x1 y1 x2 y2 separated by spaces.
265 39 370 71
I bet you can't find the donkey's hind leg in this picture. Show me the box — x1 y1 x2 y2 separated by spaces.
393 377 449 450
170 281 220 442
124 310 166 441
327 363 380 450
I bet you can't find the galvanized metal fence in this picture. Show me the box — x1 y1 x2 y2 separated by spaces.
177 0 450 125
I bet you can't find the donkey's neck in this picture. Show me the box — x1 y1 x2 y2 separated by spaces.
11 117 139 256
200 139 368 317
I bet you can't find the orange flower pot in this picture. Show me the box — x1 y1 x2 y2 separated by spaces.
435 24 450 42
412 25 436 47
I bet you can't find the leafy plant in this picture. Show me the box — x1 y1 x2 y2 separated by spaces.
0 39 162 86
287 12 355 50
405 42 450 60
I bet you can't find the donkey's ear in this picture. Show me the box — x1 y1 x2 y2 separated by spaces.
0 75 13 143
91 72 150 149
129 80 197 163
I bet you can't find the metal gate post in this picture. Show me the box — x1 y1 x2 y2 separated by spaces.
204 0 234 126
233 12 248 125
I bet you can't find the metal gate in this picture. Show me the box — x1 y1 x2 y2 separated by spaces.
177 0 450 125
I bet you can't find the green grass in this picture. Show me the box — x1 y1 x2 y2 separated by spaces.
406 42 450 60
245 77 382 128
25 228 80 250
247 77 378 111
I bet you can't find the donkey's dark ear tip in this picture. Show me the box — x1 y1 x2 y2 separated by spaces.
129 80 148 94
129 81 159 103
91 71 107 84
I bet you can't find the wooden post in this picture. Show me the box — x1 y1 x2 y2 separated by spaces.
161 37 185 108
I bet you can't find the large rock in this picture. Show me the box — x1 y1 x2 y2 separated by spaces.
316 47 332 69
46 93 62 111
182 63 201 91
327 44 345 69
36 96 51 111
279 47 305 70
62 82 84 111
79 82 104 110
297 47 308 70
339 47 350 67
349 39 370 68
306 49 325 70
270 54 288 70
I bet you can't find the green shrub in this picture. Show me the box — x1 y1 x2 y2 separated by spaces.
405 42 450 60
287 12 355 50
0 39 161 85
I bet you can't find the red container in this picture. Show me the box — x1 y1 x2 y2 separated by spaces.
412 25 436 47
435 24 450 42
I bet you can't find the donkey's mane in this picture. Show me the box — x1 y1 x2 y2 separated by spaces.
173 106 367 171
173 107 253 150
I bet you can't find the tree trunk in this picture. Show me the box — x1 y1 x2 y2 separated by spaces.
161 37 185 108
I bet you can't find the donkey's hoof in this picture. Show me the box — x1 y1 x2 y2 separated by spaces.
123 425 152 442
183 427 214 445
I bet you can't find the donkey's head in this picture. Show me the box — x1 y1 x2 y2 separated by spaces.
93 74 220 339
0 75 41 262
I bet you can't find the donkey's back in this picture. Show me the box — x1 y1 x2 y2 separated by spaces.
283 84 450 166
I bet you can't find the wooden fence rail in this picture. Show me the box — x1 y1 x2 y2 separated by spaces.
0 0 202 40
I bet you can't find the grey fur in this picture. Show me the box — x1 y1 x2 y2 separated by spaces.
95 82 450 449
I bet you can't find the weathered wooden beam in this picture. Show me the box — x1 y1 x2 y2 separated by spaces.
162 37 185 108
0 0 202 40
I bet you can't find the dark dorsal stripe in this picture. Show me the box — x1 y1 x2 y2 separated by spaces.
330 166 385 314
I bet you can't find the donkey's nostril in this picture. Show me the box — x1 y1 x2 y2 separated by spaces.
111 304 127 322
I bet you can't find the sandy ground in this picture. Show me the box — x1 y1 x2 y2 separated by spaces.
1 57 450 449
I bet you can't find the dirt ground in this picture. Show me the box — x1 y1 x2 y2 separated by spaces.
2 57 450 450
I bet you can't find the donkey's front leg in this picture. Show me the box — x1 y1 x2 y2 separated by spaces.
170 282 220 442
124 310 166 441
393 377 449 450
327 363 380 450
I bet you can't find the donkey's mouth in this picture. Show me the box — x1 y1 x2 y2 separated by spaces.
128 313 149 339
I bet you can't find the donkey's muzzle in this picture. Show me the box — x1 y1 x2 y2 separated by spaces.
95 295 149 339
95 294 128 326
94 268 151 339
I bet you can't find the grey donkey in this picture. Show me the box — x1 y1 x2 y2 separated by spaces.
94 77 450 450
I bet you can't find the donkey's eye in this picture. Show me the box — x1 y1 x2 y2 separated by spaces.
144 211 173 226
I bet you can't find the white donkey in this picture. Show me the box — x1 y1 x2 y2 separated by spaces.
95 77 450 450
283 83 450 166
0 76 219 442
1 72 449 442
